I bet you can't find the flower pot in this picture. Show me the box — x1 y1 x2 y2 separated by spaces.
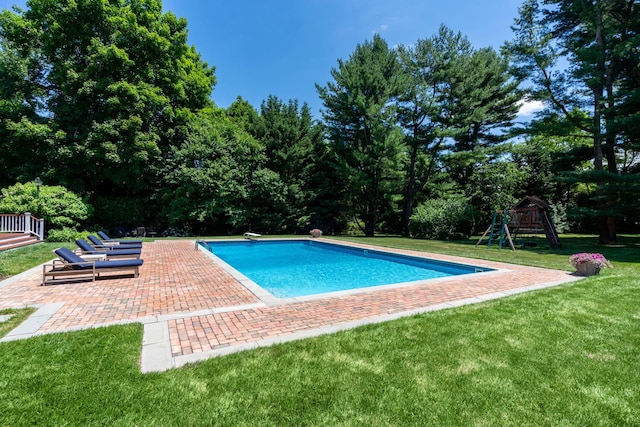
575 262 600 276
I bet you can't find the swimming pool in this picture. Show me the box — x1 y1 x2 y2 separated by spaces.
199 240 492 299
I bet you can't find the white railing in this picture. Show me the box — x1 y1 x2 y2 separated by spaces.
0 212 45 241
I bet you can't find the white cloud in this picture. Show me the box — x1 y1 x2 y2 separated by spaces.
373 24 389 34
518 99 545 116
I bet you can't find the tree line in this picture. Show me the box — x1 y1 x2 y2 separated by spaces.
1 0 638 242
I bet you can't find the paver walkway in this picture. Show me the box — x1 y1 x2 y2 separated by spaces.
0 239 582 372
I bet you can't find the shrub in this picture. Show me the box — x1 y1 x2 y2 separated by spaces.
410 197 475 240
550 203 569 234
0 182 92 230
46 227 84 242
161 226 190 237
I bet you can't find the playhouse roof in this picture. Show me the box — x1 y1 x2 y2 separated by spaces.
513 196 552 211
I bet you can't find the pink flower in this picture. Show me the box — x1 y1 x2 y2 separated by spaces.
569 253 612 269
310 228 323 238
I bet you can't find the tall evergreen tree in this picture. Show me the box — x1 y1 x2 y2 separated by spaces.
505 0 640 243
441 46 521 197
251 96 325 232
226 96 260 133
396 26 476 236
396 26 520 234
317 35 405 237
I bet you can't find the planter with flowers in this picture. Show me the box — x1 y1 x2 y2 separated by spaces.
310 228 323 238
569 253 612 276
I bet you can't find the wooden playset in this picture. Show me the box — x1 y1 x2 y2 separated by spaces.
476 196 561 250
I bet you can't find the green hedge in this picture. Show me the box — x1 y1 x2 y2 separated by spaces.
410 197 475 239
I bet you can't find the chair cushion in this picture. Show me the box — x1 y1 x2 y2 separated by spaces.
87 235 105 246
88 235 141 248
54 248 93 269
94 259 144 269
55 247 143 270
76 238 103 254
105 249 141 256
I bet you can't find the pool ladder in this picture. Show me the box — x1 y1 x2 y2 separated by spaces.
195 240 212 251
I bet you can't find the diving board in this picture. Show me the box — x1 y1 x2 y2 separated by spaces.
243 232 262 240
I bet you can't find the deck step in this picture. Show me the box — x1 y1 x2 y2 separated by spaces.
0 234 41 251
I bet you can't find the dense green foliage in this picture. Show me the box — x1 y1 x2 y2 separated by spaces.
160 109 268 234
251 96 331 233
0 182 92 230
1 0 638 239
409 196 475 239
388 26 519 237
0 0 215 226
45 227 87 243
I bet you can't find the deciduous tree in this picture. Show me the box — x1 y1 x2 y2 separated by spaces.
0 0 215 225
160 109 272 234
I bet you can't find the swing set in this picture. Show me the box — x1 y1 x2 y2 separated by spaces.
475 196 561 251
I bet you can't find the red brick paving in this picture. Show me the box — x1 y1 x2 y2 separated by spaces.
0 239 579 361
0 241 258 332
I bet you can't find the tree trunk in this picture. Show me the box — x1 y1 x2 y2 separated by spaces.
603 51 619 243
594 91 609 243
403 141 419 237
403 195 414 237
364 217 376 237
593 3 612 245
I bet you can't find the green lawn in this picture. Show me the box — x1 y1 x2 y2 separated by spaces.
0 307 36 337
0 242 75 280
0 235 639 426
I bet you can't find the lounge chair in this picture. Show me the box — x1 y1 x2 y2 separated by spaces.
88 234 142 249
42 247 143 285
75 238 141 259
98 231 143 244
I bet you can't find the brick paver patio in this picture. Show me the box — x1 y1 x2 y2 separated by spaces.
0 239 581 371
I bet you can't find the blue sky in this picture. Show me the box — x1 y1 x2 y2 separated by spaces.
5 0 538 117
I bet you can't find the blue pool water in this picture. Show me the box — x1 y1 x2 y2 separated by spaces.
200 240 490 298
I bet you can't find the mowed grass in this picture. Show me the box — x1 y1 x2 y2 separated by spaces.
0 242 75 280
0 235 639 425
0 307 36 337
334 233 640 271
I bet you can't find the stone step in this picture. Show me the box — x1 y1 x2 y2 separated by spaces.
0 234 41 251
